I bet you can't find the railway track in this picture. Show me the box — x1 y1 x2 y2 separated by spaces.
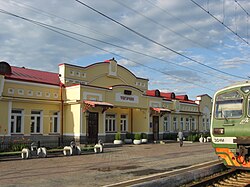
188 169 250 187
105 160 225 187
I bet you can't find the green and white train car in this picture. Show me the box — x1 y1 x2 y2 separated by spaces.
211 81 250 169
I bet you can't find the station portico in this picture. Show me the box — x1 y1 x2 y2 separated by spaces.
0 59 212 145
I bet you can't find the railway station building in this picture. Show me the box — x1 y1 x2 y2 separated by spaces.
0 59 212 144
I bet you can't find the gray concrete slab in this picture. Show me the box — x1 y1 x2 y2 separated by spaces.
0 142 218 187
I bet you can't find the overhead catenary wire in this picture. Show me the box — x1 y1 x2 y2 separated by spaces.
74 0 247 80
114 0 217 53
0 8 216 92
234 0 250 42
234 0 250 16
190 0 249 45
0 1 234 82
4 0 128 46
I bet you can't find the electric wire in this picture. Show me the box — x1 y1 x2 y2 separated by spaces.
0 8 216 92
114 0 216 53
27 19 234 82
190 0 249 45
0 1 234 81
3 0 127 46
234 0 250 16
74 0 247 80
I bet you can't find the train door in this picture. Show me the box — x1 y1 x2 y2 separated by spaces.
87 112 99 144
153 116 159 140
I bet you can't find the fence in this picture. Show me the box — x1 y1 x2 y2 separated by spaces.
0 140 67 152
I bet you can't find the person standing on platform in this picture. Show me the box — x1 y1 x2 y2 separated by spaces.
178 130 184 147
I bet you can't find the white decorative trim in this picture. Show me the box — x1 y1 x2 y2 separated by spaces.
149 101 161 107
8 88 14 95
45 92 51 98
83 92 102 101
27 90 33 96
5 79 59 88
36 91 42 97
8 101 12 136
64 133 85 136
80 107 82 134
53 93 58 98
115 92 138 103
40 111 44 134
18 89 24 95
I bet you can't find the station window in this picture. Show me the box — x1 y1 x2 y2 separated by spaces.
191 118 196 131
11 109 23 134
173 117 177 131
180 117 184 131
202 118 206 130
206 118 210 130
31 111 42 133
120 114 127 132
51 112 60 133
105 114 116 132
185 118 190 131
163 116 169 131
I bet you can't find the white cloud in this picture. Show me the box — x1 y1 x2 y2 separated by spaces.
0 0 249 97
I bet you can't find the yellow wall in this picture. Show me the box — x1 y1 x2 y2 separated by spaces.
3 81 61 101
65 86 80 101
132 109 149 132
12 101 60 135
0 100 9 135
64 104 81 135
61 61 148 91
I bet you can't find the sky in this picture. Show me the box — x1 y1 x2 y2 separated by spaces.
0 0 250 100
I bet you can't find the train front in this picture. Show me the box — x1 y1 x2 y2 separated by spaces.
211 83 250 169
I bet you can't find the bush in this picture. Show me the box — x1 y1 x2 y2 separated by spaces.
115 132 121 140
125 132 132 139
163 133 178 140
141 133 147 139
134 133 141 140
187 133 199 142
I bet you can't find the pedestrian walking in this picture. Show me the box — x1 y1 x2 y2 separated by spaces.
178 130 183 147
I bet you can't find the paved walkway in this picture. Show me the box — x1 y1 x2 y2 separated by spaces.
0 142 218 187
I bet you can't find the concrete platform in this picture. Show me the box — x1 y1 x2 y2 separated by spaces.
0 142 219 187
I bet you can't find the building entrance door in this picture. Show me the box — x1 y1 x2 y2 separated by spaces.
87 112 98 144
153 116 159 141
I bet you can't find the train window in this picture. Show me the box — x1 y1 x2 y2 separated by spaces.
241 86 250 93
215 91 243 119
248 97 250 116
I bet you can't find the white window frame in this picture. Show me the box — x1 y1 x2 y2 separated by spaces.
11 109 23 134
120 114 128 132
51 112 60 133
173 117 177 132
105 114 116 132
186 118 190 131
180 117 184 131
163 116 169 131
206 118 210 131
202 117 206 131
191 118 196 131
31 111 42 134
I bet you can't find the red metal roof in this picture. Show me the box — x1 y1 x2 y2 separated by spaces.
151 107 171 113
5 66 60 86
83 100 114 107
175 95 188 101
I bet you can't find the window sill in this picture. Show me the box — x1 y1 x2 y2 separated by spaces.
49 133 60 135
11 133 24 135
30 133 43 135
